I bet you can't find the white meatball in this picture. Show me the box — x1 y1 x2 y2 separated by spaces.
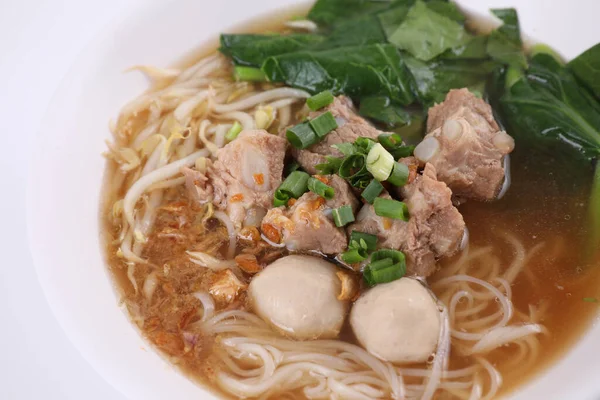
249 255 348 340
350 278 441 363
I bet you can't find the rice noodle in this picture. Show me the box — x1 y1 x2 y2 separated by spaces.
470 324 543 354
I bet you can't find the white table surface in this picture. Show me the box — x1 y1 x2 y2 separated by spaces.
0 0 135 398
2 0 599 399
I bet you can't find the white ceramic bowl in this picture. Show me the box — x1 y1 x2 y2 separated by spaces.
27 0 600 399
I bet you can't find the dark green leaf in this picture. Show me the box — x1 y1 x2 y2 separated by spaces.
314 15 387 49
388 0 468 61
405 55 497 106
500 54 600 161
359 96 411 127
425 1 465 24
262 44 416 105
486 8 527 69
332 143 356 156
219 34 324 67
569 43 600 100
442 35 489 60
308 0 393 26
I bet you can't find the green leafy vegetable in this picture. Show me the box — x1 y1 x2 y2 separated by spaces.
425 1 465 24
569 43 600 100
501 54 600 161
359 96 411 127
316 156 343 174
405 56 497 106
308 0 392 26
314 15 387 49
442 35 488 60
378 5 412 38
220 34 324 67
388 0 468 62
486 8 527 69
262 44 416 105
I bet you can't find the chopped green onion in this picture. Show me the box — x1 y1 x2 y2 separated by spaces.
273 191 290 207
284 161 301 176
286 121 318 149
355 137 376 154
361 179 384 204
225 121 243 141
332 205 355 227
339 154 367 179
309 111 338 137
373 197 409 221
349 231 378 252
378 133 403 150
350 175 371 189
306 90 334 111
316 156 343 175
363 249 406 286
389 145 415 159
341 247 368 264
308 177 335 200
332 142 356 156
366 143 394 181
274 171 310 205
387 162 409 187
233 66 267 82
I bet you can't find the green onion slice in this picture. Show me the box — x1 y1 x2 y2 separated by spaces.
355 137 376 154
286 121 318 149
308 177 335 200
284 161 301 177
233 66 267 82
378 133 404 150
373 197 409 221
225 121 243 142
316 156 343 175
341 247 368 264
387 162 409 187
339 154 367 179
309 111 338 138
332 205 355 227
363 249 406 286
273 191 290 207
274 171 310 205
366 143 394 181
361 179 384 204
306 90 334 111
349 231 378 252
389 145 415 159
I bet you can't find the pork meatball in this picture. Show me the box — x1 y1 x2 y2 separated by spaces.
249 255 348 340
350 278 441 363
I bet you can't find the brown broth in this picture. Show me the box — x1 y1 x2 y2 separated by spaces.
100 5 600 399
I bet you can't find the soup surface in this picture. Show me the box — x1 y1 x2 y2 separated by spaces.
101 3 600 400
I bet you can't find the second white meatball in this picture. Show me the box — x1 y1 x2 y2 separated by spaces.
350 278 441 363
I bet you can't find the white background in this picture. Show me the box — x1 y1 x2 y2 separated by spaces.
0 0 134 398
2 0 599 399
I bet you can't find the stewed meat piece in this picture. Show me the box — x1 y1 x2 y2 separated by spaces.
414 88 515 201
185 129 287 228
347 164 465 277
289 96 385 174
261 175 358 254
